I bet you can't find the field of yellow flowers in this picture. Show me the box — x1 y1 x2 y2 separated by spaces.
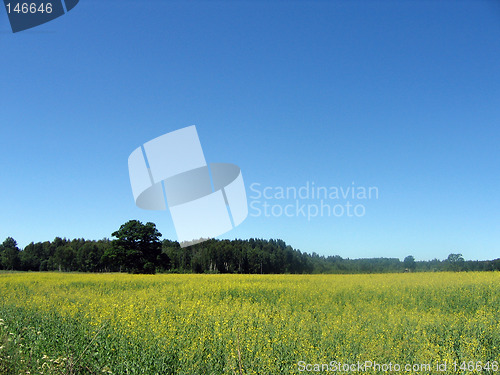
0 272 499 374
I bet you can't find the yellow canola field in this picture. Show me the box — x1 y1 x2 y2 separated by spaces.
0 272 499 374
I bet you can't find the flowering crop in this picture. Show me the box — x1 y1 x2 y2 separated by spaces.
0 272 499 374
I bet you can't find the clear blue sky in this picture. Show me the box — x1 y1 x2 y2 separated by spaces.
1 0 499 261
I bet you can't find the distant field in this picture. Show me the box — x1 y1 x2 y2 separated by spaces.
0 272 499 374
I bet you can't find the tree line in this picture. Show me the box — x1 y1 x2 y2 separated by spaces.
1 220 499 274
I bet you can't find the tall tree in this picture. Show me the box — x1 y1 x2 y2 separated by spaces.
0 237 20 270
403 255 416 272
446 253 465 272
106 220 162 273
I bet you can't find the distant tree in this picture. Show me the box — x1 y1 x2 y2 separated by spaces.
403 255 416 272
76 242 104 272
493 258 500 271
4 225 500 275
446 253 465 272
0 237 20 270
105 220 162 273
54 244 76 271
20 242 36 270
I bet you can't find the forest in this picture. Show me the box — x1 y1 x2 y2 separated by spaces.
1 220 499 274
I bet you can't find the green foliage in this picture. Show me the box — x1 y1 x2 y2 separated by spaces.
404 255 416 271
446 253 465 272
106 220 162 274
2 223 500 274
0 237 20 270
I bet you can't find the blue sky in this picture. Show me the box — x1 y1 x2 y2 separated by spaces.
1 0 499 260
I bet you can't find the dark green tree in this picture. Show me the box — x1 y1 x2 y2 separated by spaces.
106 220 162 273
446 253 465 272
0 237 20 270
403 255 416 272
